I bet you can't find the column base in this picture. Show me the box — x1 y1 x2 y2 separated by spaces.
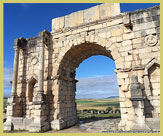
3 120 14 131
145 118 160 131
29 121 50 132
131 123 151 131
51 119 66 130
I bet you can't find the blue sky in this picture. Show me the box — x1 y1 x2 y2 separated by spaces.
4 3 159 98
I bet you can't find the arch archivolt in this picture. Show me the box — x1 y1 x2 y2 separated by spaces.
55 35 122 71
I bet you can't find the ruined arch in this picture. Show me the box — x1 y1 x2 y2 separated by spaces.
56 35 122 72
4 3 160 132
50 37 128 130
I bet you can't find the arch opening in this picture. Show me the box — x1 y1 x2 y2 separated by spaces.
75 55 120 129
57 43 113 77
54 42 121 129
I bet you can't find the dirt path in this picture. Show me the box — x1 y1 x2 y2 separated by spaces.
47 127 89 133
3 113 120 133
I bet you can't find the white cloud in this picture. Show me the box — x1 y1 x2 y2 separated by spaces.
76 74 119 99
3 67 119 99
3 67 13 88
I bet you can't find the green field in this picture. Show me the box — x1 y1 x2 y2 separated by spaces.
76 97 121 120
3 97 121 120
76 97 120 110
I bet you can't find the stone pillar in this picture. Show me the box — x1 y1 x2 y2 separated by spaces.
130 75 150 131
11 44 20 96
4 38 22 131
29 31 50 132
33 40 44 102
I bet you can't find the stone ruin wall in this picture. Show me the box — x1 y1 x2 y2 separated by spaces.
4 3 160 132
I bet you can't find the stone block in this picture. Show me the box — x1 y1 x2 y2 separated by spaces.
99 3 120 19
3 121 14 131
133 22 156 31
123 26 132 33
23 118 33 129
121 84 129 92
98 32 106 38
65 14 72 28
123 32 135 40
111 48 121 60
117 72 129 79
125 55 133 61
89 24 103 30
151 46 160 52
109 37 116 43
29 121 50 132
116 35 123 42
145 118 160 130
146 28 156 35
151 83 160 89
134 108 144 116
107 18 123 26
51 119 66 130
52 17 64 31
83 5 99 23
134 30 146 38
115 62 125 69
106 31 111 38
117 78 125 85
120 102 126 108
123 13 130 26
119 45 133 52
154 107 160 113
122 40 132 46
132 37 144 44
151 99 160 107
139 48 151 54
125 99 132 107
153 89 160 96
111 28 123 36
124 61 132 68
71 10 83 27
121 113 128 120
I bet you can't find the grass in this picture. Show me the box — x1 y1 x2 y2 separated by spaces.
76 98 120 110
77 112 121 121
76 98 121 121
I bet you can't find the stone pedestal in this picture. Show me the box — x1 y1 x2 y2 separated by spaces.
29 103 50 132
130 75 150 130
3 117 14 131
4 95 20 131
51 119 66 130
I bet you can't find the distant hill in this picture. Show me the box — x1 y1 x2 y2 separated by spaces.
106 96 119 99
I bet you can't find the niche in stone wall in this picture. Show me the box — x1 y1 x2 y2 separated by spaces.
143 59 160 118
148 63 160 96
27 77 38 102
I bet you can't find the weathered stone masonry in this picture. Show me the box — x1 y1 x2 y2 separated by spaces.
4 3 160 132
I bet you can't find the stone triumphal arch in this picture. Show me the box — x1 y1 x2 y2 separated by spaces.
4 3 160 132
